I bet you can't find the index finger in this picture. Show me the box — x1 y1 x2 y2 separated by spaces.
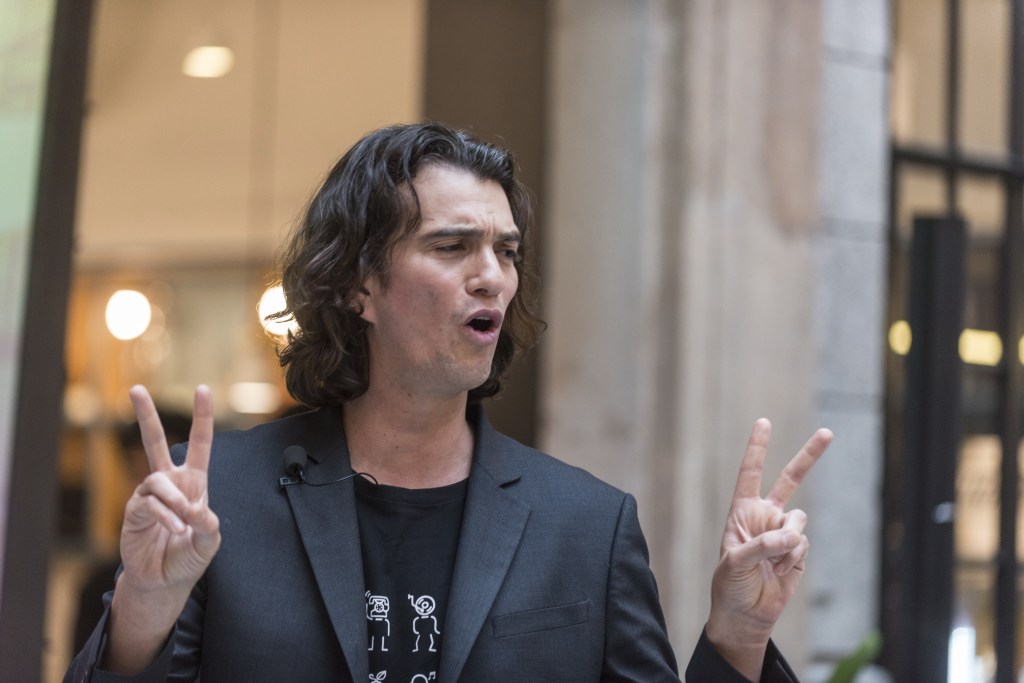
184 384 214 473
128 384 173 472
766 427 833 507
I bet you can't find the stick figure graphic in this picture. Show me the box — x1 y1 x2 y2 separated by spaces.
408 594 440 653
366 591 391 652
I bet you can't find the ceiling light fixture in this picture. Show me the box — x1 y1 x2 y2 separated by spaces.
182 45 235 78
105 289 152 340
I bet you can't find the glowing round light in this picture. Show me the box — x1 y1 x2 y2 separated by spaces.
258 285 298 338
182 46 235 78
105 290 152 341
959 329 1002 367
888 320 912 356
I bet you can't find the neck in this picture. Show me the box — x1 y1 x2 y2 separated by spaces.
342 387 474 489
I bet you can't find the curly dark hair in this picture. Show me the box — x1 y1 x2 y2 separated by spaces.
271 122 545 407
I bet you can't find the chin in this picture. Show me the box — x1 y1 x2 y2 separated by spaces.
462 368 495 395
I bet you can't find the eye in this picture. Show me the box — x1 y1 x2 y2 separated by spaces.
436 242 466 254
498 246 522 262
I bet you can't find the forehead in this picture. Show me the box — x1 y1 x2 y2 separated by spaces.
410 165 518 233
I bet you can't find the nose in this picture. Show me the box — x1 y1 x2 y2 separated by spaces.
468 249 512 298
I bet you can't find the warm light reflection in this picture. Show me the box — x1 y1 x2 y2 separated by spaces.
888 320 912 356
948 626 977 683
105 290 152 340
63 383 102 426
889 321 1008 367
959 329 1002 367
182 46 235 78
228 382 282 414
258 285 298 338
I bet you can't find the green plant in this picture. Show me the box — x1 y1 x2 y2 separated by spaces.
826 630 882 683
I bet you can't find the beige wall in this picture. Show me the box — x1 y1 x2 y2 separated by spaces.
542 1 888 678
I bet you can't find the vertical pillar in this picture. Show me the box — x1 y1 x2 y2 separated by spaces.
809 1 890 680
896 217 965 682
542 0 680 605
544 0 833 668
1 0 93 679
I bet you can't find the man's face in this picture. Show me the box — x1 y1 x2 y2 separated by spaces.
357 165 521 400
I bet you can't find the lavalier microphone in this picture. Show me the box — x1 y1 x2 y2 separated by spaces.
278 445 377 489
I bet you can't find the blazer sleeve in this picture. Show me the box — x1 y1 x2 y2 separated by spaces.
600 493 681 682
63 591 172 683
685 628 799 682
63 580 206 683
596 494 799 683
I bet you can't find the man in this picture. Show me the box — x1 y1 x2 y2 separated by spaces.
67 123 832 682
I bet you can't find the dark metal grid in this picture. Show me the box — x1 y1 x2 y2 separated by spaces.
886 0 1024 680
994 2 1024 680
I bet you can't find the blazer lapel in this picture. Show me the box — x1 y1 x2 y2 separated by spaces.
439 409 531 681
283 408 369 682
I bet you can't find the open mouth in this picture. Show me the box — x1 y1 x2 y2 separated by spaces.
464 310 502 335
468 316 496 333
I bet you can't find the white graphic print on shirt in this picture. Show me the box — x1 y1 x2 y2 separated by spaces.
366 591 391 652
408 594 440 653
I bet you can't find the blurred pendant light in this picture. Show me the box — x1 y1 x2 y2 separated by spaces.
105 289 152 340
182 44 235 78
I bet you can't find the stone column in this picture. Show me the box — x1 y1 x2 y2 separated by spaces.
806 1 890 681
543 1 887 677
670 0 826 666
542 0 681 616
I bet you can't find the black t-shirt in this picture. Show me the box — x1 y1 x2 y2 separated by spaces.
355 475 468 683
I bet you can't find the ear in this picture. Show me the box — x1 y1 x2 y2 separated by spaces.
354 279 377 324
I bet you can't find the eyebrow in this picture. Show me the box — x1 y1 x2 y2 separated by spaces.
420 226 522 243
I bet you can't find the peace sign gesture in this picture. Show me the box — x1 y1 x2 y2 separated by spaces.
106 385 221 675
705 419 833 680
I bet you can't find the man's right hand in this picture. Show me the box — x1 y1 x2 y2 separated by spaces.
105 384 221 675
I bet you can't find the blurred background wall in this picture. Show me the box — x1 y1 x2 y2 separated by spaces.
10 0 1024 681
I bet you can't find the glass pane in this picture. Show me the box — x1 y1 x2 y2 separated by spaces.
959 0 1010 157
958 175 1006 244
959 174 1005 345
892 0 949 147
958 176 1004 442
888 165 947 365
953 435 1000 681
896 165 949 242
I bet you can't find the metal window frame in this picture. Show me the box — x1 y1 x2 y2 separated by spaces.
885 0 1024 680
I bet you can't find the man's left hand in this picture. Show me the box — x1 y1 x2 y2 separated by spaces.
706 418 833 680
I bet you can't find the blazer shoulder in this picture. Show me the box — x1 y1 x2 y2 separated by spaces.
170 407 332 472
478 424 632 510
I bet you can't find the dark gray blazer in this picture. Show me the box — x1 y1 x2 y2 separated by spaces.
67 406 795 682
